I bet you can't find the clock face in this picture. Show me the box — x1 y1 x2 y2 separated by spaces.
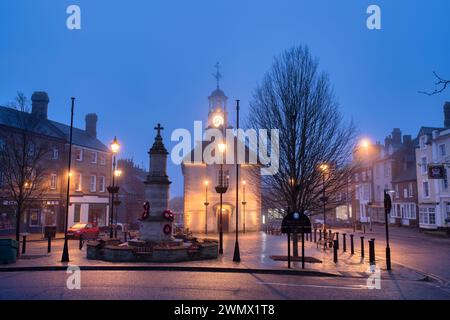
213 115 224 127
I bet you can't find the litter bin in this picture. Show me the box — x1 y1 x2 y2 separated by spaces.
0 239 19 264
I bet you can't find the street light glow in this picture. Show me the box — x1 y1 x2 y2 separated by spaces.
111 136 120 154
360 138 371 149
218 143 226 153
114 169 122 177
204 180 209 186
320 164 329 172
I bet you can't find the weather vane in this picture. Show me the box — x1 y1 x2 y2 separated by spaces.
213 62 222 89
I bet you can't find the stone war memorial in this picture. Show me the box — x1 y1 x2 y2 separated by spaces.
87 124 218 262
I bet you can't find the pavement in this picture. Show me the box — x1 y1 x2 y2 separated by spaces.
1 226 450 299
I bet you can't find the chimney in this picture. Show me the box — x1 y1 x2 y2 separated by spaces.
85 113 98 138
444 102 450 128
403 135 412 146
31 91 49 119
391 128 402 144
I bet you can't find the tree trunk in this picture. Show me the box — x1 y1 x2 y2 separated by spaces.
15 206 21 254
292 232 299 257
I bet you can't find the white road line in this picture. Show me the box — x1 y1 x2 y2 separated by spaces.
256 282 368 290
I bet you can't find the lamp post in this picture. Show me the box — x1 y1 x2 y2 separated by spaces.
204 180 209 234
61 97 75 263
360 138 374 231
215 142 227 255
108 137 120 239
320 164 329 233
113 169 122 238
384 189 393 270
242 180 247 234
233 99 241 263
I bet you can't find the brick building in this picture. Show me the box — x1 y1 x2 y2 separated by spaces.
0 91 111 234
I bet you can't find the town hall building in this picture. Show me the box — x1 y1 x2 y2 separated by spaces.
181 82 261 233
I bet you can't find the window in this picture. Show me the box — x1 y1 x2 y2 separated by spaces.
50 173 57 190
421 157 427 174
395 184 399 198
354 173 359 182
419 207 436 225
446 203 450 220
217 170 230 188
420 136 427 149
439 144 446 157
99 176 105 192
408 182 413 197
90 175 97 192
443 177 449 190
423 181 429 197
99 154 106 165
74 204 81 223
52 148 59 160
403 188 408 199
75 148 83 161
362 171 366 181
91 152 98 164
75 173 82 191
29 209 40 227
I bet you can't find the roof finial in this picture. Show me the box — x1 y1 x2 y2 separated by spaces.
154 123 164 137
213 62 222 89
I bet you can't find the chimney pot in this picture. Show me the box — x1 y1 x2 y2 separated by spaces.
85 113 98 138
31 91 49 119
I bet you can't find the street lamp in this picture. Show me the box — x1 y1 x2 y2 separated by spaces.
233 99 241 263
113 169 122 238
215 142 227 255
204 180 209 234
384 189 394 270
360 138 374 231
242 180 247 234
320 164 329 233
61 97 75 263
108 136 120 239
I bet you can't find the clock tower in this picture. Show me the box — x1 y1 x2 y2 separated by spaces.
206 63 229 130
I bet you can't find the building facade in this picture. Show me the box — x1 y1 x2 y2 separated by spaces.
415 102 450 232
0 91 111 234
182 85 261 233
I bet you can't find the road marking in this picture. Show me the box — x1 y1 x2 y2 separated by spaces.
256 281 368 290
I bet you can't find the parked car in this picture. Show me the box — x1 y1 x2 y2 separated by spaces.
67 222 100 240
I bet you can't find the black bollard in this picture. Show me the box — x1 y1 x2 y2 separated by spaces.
350 234 354 254
360 236 365 258
79 235 83 250
22 235 27 254
335 232 340 250
343 233 347 252
47 236 52 253
124 230 128 243
314 228 317 243
328 229 332 238
369 238 376 265
319 229 322 241
333 240 338 263
310 232 313 242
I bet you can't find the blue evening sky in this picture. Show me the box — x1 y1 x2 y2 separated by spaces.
1 0 449 197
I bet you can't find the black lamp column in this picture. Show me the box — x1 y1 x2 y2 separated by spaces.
108 137 120 239
242 181 247 234
204 181 209 234
61 97 75 263
233 100 241 263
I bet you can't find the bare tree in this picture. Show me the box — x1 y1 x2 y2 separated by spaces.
247 46 358 256
0 92 52 245
419 71 450 95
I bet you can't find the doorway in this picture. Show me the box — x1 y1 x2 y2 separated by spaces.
216 207 230 233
